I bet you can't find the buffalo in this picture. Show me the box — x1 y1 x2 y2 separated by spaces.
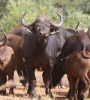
8 17 79 90
21 12 63 99
53 21 79 89
61 43 90 100
0 30 17 95
52 25 90 99
8 18 80 89
0 31 28 87
8 24 30 37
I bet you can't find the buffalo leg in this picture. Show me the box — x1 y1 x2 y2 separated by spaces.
78 75 90 100
20 65 28 87
42 71 46 85
27 68 36 99
8 71 15 94
67 89 70 98
0 75 6 95
73 78 79 100
44 67 53 98
68 74 75 100
78 80 84 99
88 88 90 97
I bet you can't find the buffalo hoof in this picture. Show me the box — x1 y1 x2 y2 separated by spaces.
67 89 70 99
28 95 35 100
25 82 29 90
61 85 66 89
38 95 42 100
48 92 54 99
88 93 90 98
78 95 84 100
28 90 36 100
55 84 61 89
21 80 28 87
0 90 6 95
9 88 14 95
46 94 54 100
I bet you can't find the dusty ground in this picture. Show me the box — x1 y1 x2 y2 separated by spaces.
0 70 89 100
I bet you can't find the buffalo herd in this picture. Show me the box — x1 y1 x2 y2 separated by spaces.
0 12 90 100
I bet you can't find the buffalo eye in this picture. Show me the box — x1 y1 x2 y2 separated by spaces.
46 25 50 28
35 25 40 28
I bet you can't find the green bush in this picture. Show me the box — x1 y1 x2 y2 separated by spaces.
0 0 90 34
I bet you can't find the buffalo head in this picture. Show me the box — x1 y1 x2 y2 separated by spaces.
21 12 63 44
52 55 67 87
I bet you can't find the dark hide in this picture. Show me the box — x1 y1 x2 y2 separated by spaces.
0 34 28 86
0 46 17 95
23 34 58 62
53 27 79 88
52 26 90 99
23 33 58 98
22 12 63 99
54 27 79 52
61 49 90 100
52 32 90 84
8 24 30 38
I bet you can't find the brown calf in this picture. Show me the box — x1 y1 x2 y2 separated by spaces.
61 44 90 100
0 45 17 95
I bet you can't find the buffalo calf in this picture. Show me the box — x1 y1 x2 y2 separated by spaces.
61 44 90 100
0 45 17 95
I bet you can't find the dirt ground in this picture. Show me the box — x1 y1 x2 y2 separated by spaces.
0 70 89 100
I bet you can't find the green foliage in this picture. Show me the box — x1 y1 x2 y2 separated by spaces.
0 0 9 18
0 0 39 33
63 11 90 30
0 0 90 34
81 0 90 14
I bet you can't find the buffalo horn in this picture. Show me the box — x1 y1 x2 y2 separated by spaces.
0 30 7 46
50 12 63 27
88 23 90 40
21 12 36 27
75 21 79 32
83 43 90 58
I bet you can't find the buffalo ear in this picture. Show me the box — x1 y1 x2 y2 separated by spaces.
0 59 3 65
26 26 35 33
0 57 6 66
29 26 36 33
50 27 59 33
50 26 55 32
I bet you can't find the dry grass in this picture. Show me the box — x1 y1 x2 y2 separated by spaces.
0 70 89 100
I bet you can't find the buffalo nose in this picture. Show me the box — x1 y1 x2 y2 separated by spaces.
40 32 47 35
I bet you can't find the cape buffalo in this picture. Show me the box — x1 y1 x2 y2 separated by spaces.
8 19 79 90
8 19 79 89
0 31 17 95
53 21 79 89
52 25 90 99
21 12 63 99
61 44 90 100
8 24 30 37
0 31 28 87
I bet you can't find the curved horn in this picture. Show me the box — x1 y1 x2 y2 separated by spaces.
88 23 90 39
0 30 7 46
50 12 63 27
21 12 36 27
83 43 90 59
75 21 79 32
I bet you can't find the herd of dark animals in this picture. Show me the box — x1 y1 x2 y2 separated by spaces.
0 12 90 100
